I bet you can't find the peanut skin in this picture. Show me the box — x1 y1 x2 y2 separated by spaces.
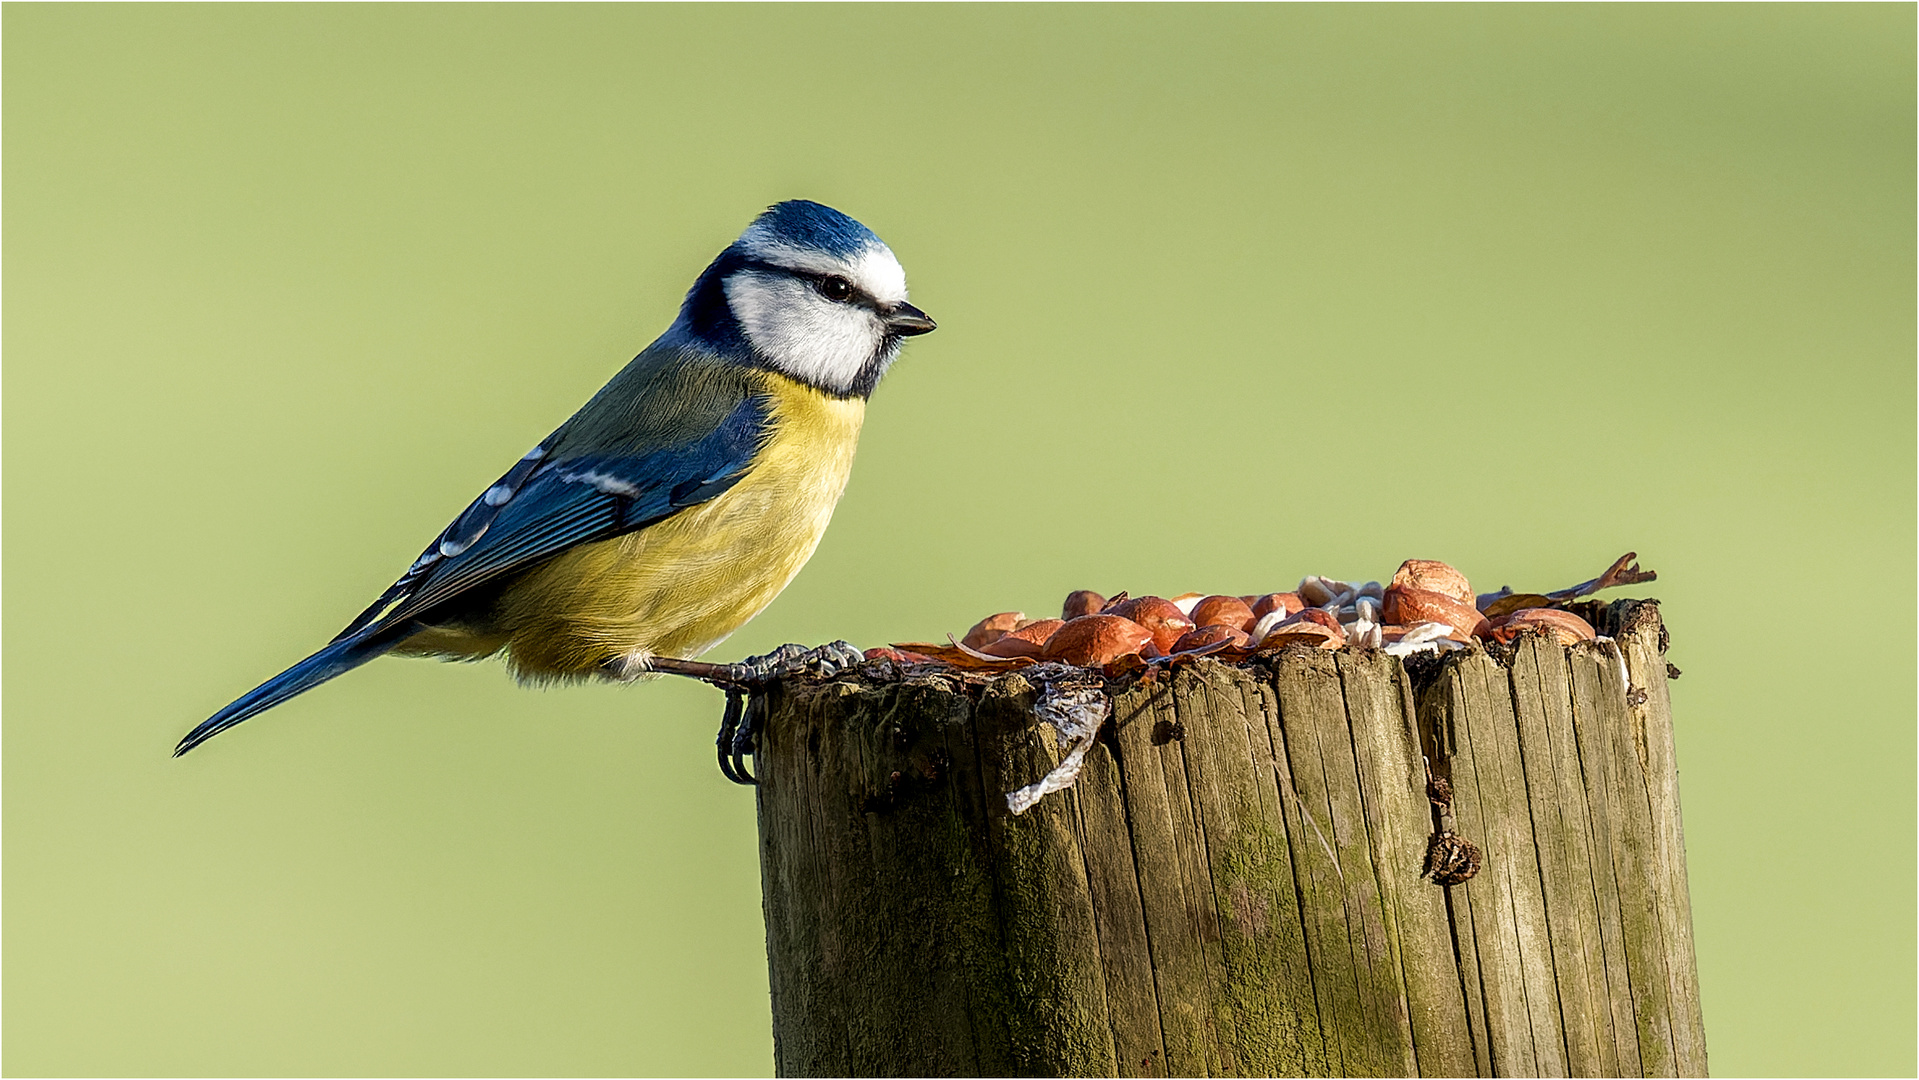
1383 585 1491 639
982 618 1064 658
1172 624 1251 653
1061 590 1106 620
1250 592 1305 619
1255 607 1344 650
961 611 1025 650
1390 559 1474 605
1191 595 1257 633
1042 614 1155 666
1105 596 1197 654
1490 607 1595 645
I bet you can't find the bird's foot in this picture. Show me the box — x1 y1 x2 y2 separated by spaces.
718 641 864 690
705 641 863 786
629 643 864 785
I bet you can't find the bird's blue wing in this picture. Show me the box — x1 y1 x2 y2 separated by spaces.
339 391 773 639
175 391 771 756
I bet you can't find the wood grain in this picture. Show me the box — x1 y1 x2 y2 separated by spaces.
754 600 1703 1077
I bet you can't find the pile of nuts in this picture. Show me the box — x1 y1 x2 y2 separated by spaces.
874 555 1653 674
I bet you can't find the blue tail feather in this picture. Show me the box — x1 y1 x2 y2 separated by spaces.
176 634 399 756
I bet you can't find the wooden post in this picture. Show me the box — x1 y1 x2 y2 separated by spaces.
752 600 1706 1077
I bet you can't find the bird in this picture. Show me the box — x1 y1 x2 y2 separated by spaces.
177 200 935 763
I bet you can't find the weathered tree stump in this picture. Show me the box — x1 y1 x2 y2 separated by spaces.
753 600 1705 1077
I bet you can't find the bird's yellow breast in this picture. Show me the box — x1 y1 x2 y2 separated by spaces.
483 374 865 680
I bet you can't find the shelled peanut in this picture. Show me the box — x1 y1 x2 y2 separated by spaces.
878 555 1636 674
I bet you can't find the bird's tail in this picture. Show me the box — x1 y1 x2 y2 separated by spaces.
175 633 401 756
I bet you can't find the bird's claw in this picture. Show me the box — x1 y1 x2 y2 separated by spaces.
716 686 756 785
712 641 863 785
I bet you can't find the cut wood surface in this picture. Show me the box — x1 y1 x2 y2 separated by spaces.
753 600 1705 1077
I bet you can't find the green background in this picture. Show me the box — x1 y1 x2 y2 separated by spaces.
6 4 1912 1075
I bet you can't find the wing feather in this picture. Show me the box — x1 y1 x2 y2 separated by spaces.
338 391 771 640
183 347 774 754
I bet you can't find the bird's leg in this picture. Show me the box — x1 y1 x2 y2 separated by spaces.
640 642 865 786
640 640 863 689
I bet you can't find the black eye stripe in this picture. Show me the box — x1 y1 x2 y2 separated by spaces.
734 261 875 307
778 267 868 305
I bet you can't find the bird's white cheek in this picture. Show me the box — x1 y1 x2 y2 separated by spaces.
725 275 881 394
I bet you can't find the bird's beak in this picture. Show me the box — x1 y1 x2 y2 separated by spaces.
884 302 936 337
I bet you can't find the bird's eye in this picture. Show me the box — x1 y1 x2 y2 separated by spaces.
817 276 854 302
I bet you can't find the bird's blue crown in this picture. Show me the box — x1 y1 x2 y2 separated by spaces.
740 200 882 258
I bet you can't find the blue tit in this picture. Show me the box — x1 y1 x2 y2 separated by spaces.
178 200 935 756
